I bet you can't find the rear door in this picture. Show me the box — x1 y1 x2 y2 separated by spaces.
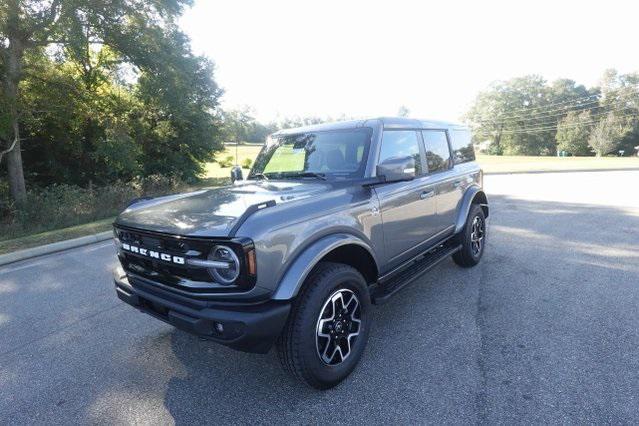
374 129 439 266
421 129 459 231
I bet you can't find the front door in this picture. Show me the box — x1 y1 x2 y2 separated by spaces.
374 130 440 266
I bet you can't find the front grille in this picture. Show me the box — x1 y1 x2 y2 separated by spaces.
114 226 247 293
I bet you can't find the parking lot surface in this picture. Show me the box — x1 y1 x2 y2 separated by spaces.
1 170 638 424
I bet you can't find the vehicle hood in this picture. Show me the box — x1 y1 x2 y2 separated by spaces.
115 180 331 237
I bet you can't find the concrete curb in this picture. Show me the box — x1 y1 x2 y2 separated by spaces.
0 231 113 267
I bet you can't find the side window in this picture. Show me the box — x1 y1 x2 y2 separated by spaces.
421 130 451 173
449 129 475 164
378 130 422 175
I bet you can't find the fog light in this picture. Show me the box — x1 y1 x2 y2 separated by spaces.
214 322 224 334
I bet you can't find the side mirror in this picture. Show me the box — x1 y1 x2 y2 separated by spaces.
376 156 416 183
230 165 243 183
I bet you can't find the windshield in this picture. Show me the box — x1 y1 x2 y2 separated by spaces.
249 129 371 180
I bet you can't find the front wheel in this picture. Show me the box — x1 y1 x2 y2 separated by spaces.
452 204 486 267
276 262 371 389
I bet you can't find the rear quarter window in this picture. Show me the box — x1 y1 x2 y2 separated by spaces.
449 129 475 164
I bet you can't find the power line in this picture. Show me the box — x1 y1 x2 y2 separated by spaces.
471 99 599 124
470 91 639 124
473 112 638 135
471 103 637 132
470 81 639 119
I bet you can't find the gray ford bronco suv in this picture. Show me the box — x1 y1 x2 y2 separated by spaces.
113 117 488 389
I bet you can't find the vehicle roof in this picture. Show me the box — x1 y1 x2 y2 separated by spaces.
272 117 468 136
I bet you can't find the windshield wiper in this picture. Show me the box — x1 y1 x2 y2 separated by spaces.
286 172 327 181
250 173 269 181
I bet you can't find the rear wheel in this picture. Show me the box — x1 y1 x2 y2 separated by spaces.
453 204 486 267
276 262 371 389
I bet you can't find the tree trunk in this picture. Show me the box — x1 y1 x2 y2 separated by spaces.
6 130 26 203
3 36 27 203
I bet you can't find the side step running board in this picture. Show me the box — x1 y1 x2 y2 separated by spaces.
371 243 462 305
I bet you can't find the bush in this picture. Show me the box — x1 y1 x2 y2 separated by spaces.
241 158 253 169
218 155 235 168
0 174 192 241
133 174 184 196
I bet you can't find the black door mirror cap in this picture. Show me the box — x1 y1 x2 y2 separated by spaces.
375 156 417 183
230 166 244 183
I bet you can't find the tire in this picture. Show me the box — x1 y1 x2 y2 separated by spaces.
276 262 372 390
452 204 486 268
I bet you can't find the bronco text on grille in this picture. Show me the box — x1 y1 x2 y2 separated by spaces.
120 243 185 264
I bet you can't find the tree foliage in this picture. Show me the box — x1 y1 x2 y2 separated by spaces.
556 111 593 156
219 107 277 144
588 113 631 156
1 0 222 202
465 75 594 155
466 70 639 156
397 105 410 117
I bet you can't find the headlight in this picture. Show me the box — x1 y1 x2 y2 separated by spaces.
186 245 241 284
207 245 240 284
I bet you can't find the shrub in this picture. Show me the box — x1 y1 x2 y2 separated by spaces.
241 158 253 169
0 174 192 241
218 155 235 168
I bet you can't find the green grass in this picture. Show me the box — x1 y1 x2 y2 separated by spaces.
477 154 639 174
205 144 263 179
263 145 305 173
0 217 115 255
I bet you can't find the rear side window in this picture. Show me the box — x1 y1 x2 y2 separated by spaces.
449 129 475 164
421 130 450 173
379 130 422 175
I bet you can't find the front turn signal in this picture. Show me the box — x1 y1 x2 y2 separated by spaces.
246 249 256 276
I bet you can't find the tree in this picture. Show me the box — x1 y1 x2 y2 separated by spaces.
0 0 197 203
278 115 326 129
132 31 222 181
0 0 66 202
596 69 639 156
556 111 593 156
397 105 410 117
588 113 630 156
465 75 598 156
220 107 255 144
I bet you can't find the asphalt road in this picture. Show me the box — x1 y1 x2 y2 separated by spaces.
1 170 638 424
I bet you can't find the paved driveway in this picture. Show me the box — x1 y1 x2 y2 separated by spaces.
1 171 638 424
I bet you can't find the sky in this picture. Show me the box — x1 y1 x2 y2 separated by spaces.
180 0 639 123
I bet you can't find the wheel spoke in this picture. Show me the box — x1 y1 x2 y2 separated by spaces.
333 292 346 312
345 293 359 315
330 343 345 363
322 338 336 363
317 318 332 338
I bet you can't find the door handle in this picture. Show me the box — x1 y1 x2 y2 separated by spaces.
420 190 435 200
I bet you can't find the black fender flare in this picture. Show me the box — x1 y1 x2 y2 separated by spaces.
454 186 489 234
271 233 379 301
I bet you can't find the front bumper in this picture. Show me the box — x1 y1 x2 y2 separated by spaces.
114 270 291 354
